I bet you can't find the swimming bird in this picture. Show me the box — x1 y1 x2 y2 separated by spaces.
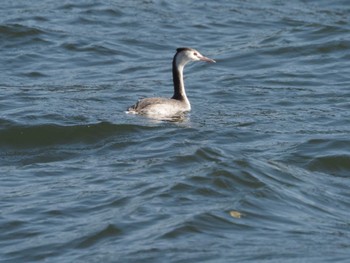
127 47 215 118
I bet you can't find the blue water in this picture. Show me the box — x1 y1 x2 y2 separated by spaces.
1 1 350 262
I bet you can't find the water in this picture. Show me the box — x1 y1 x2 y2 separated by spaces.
1 0 350 262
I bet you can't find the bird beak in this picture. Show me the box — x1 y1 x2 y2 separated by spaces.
199 55 216 63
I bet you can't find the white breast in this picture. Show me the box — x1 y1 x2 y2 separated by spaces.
141 101 191 118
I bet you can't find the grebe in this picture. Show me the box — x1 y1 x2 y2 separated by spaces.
127 47 215 118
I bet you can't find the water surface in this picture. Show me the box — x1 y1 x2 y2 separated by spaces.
1 0 350 262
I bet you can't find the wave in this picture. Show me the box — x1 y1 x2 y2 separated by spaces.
290 138 350 177
0 121 154 149
0 24 45 38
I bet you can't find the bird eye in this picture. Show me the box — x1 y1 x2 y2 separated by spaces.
193 52 198 56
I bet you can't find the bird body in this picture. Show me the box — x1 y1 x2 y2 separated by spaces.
128 97 190 116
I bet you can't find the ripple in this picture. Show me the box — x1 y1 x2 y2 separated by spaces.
21 71 48 78
75 224 123 249
60 42 120 56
